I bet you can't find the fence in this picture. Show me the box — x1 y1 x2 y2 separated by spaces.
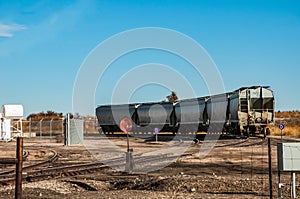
192 138 270 197
7 118 300 197
10 118 99 142
190 137 299 198
10 116 299 141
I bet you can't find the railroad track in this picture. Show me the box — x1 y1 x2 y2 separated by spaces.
214 138 249 148
0 139 186 185
0 147 58 178
3 137 267 185
235 138 266 147
209 137 266 148
0 153 183 185
0 138 266 185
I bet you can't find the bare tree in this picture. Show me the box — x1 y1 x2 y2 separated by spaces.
166 91 179 103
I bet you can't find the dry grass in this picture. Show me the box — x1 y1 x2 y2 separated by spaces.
270 125 300 137
268 111 300 137
276 110 300 118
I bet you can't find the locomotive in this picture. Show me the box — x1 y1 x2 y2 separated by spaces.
96 86 274 137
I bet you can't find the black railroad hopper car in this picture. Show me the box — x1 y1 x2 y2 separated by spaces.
96 86 274 137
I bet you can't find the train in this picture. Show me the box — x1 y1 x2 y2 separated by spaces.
96 86 274 137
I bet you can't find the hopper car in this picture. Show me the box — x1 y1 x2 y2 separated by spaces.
96 86 274 137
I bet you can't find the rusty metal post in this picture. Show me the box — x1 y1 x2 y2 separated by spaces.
268 138 273 199
15 137 23 199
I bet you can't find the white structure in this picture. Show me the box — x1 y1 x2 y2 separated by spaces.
0 104 24 141
2 105 24 119
278 142 300 198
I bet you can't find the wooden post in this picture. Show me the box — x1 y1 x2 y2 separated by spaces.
268 138 273 199
15 137 23 199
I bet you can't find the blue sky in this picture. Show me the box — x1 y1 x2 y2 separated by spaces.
0 0 299 116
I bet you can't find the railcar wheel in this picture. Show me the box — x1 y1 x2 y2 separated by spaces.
242 130 249 137
266 128 270 136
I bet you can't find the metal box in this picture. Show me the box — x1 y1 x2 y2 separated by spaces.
277 142 300 171
2 105 24 119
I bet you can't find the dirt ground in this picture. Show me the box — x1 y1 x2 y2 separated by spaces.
0 135 299 198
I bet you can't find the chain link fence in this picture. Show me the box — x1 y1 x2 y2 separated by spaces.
11 117 99 143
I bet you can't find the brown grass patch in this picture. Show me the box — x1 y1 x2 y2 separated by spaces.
270 125 300 137
269 111 300 137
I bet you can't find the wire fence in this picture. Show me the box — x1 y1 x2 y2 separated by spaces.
11 118 99 142
8 118 300 197
192 137 300 198
188 138 270 197
12 116 299 141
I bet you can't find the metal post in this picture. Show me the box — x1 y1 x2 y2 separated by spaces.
125 132 134 173
83 120 85 135
280 129 282 142
50 119 53 143
40 119 43 140
268 138 273 199
291 172 296 198
64 114 71 146
61 118 64 136
29 118 31 138
19 119 23 137
278 143 282 198
15 137 23 199
125 148 134 173
67 114 70 146
126 132 130 152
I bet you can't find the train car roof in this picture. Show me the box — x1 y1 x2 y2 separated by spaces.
96 86 272 107
96 101 172 108
234 86 270 92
